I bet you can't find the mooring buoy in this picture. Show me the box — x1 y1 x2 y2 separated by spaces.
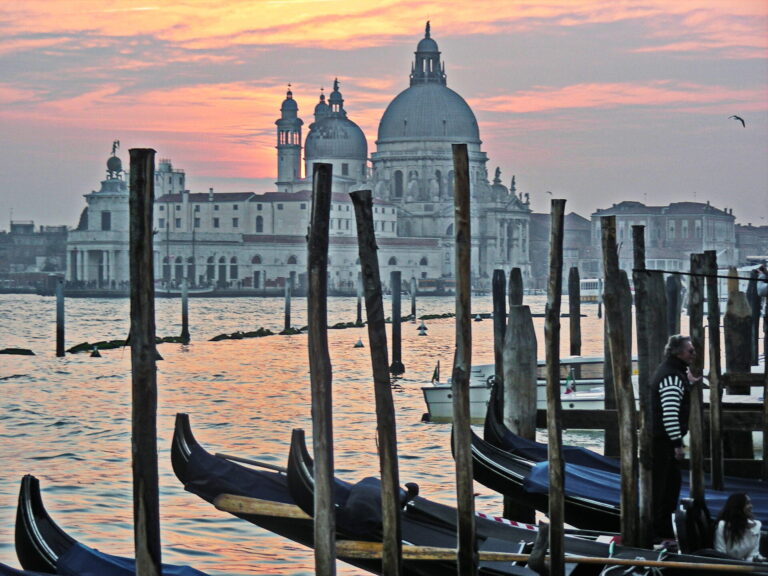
90 346 101 358
354 338 364 348
474 314 483 322
418 320 428 331
418 327 427 336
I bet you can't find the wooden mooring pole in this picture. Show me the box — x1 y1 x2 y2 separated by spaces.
545 198 567 575
55 276 65 357
390 270 405 375
601 215 638 546
351 189 403 575
128 148 161 576
450 143 477 575
704 250 724 490
307 162 335 576
688 253 705 503
508 267 523 307
410 276 417 322
666 275 682 336
284 274 292 332
631 225 652 547
492 269 506 390
568 267 581 357
180 278 190 344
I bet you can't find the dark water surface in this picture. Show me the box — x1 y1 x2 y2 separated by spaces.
0 294 606 574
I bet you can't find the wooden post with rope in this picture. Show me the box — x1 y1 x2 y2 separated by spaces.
704 250 724 490
307 162 335 576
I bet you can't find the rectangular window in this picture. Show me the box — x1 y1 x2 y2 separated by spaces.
194 205 200 212
159 205 165 211
175 218 181 228
194 218 200 228
342 163 349 176
101 211 111 231
175 205 180 211
214 205 220 211
233 204 239 211
257 204 263 211
159 218 165 229
213 217 220 228
300 203 307 209
277 204 284 210
233 218 239 228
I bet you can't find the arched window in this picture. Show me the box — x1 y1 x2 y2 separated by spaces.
206 256 215 281
394 170 403 198
287 255 298 265
420 257 428 266
388 257 398 266
162 256 171 282
256 215 264 233
251 254 262 264
174 256 183 281
230 256 238 280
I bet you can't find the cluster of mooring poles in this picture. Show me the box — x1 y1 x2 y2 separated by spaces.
44 143 767 576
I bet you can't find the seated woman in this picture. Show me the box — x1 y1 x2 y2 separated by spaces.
714 493 765 562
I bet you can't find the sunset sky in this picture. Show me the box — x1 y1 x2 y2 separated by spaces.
2 1 767 228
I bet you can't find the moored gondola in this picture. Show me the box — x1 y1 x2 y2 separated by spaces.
481 381 768 537
14 474 208 575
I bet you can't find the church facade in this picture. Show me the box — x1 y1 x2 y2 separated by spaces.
66 24 531 293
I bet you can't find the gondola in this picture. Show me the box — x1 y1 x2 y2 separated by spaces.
286 427 768 574
172 413 540 575
479 381 768 539
14 474 208 576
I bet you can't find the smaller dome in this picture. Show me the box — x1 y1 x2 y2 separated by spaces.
107 155 122 175
314 92 329 117
417 36 439 53
281 87 298 112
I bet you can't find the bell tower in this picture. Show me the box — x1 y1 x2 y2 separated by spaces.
275 85 303 192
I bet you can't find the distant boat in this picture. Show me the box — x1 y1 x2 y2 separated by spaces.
155 284 214 297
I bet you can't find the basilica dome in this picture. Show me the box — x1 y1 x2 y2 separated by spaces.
376 22 480 145
377 83 479 143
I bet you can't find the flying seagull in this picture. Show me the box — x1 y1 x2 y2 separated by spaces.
729 115 745 127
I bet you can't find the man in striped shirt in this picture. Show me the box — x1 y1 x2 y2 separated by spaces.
650 334 701 542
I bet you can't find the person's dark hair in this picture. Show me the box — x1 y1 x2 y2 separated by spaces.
664 334 691 358
716 492 753 547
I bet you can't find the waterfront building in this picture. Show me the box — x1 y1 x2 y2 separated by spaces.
66 24 531 293
589 200 737 276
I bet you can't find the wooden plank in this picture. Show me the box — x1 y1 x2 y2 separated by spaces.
128 148 162 576
307 162 335 576
351 189 403 575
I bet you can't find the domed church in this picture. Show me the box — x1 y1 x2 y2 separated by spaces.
275 22 532 287
66 24 531 293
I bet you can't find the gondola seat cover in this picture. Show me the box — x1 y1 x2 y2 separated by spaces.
56 543 209 576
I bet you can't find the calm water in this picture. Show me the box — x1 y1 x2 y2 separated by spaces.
0 293 607 574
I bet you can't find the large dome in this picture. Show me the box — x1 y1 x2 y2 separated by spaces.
305 116 367 160
377 83 480 143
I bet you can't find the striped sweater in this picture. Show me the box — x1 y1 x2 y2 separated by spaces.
651 356 691 447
